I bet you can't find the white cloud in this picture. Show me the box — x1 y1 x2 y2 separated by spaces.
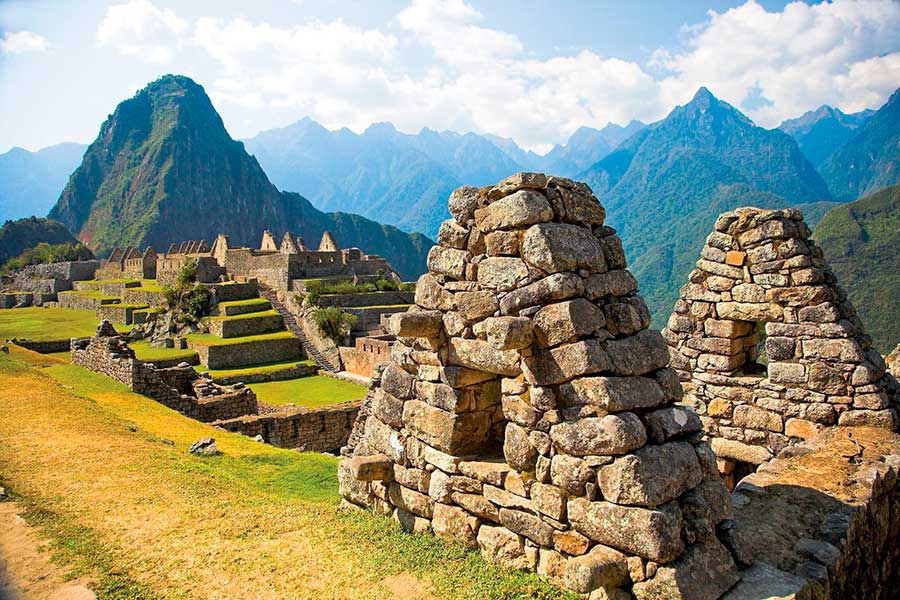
0 31 50 54
97 0 186 64
655 0 900 126
89 0 900 148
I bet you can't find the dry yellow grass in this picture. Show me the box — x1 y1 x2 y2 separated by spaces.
0 346 573 600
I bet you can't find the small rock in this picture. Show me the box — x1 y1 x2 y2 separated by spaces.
0 344 8 354
190 437 220 455
253 435 265 442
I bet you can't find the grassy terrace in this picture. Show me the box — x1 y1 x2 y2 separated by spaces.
59 290 120 301
205 358 315 379
205 309 281 322
187 330 296 347
0 347 571 599
0 307 116 341
216 298 271 308
250 375 367 408
130 341 198 363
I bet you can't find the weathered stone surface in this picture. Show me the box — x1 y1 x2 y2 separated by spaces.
550 413 647 457
504 423 538 471
432 502 479 548
597 442 703 507
605 330 669 376
553 529 592 556
456 290 499 321
710 438 773 465
453 492 500 522
381 363 415 399
563 545 628 593
488 172 548 200
733 404 782 432
530 482 566 521
643 406 703 443
438 219 469 249
560 376 665 413
551 454 595 495
522 223 607 274
632 539 740 600
388 483 434 518
371 389 405 428
477 525 531 570
448 185 482 223
427 246 468 279
499 508 555 546
391 310 444 338
475 316 534 350
523 339 611 385
533 299 605 347
583 270 638 299
345 454 394 482
568 498 685 563
364 416 405 463
415 273 454 311
500 272 585 315
448 337 521 376
719 563 806 600
485 230 523 256
402 400 490 455
475 189 553 232
477 257 531 292
459 459 510 487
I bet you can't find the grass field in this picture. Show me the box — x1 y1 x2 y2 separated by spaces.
0 347 573 600
130 341 198 363
250 375 367 407
205 358 315 379
0 307 105 341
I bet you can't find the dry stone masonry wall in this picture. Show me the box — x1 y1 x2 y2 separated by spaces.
663 208 898 471
339 173 741 599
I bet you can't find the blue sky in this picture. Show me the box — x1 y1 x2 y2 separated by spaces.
1 0 898 153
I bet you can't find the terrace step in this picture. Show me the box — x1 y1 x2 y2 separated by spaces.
213 298 272 316
205 310 285 338
188 331 301 370
259 286 340 373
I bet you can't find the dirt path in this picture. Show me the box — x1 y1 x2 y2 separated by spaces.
0 500 96 600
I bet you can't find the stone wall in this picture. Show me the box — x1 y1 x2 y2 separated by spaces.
663 208 898 469
345 305 409 334
189 336 301 369
317 291 415 308
723 426 900 600
339 335 393 379
71 322 258 422
209 280 259 302
122 288 166 307
210 362 317 386
205 313 284 338
58 292 117 311
339 173 741 599
13 339 71 353
97 304 145 326
214 400 362 452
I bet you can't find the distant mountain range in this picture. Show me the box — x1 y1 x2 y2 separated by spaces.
242 119 645 238
814 184 900 353
0 143 87 222
778 105 873 167
47 75 432 280
581 87 837 321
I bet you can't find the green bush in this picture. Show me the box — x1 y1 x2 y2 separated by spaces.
163 259 211 326
375 278 399 291
311 307 358 344
1 242 94 274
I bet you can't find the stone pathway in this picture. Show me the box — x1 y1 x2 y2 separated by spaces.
259 286 340 372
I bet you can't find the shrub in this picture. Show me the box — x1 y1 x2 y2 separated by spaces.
163 258 211 326
311 307 358 344
375 278 399 292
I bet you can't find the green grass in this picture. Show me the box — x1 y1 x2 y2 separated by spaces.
250 375 366 407
130 341 198 363
59 290 120 301
187 330 296 347
217 298 270 308
134 284 165 293
205 309 280 322
205 358 316 379
0 307 103 341
0 347 576 599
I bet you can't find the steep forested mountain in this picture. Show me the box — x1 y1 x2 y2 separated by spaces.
0 217 81 265
0 143 87 222
48 75 431 279
779 105 873 167
541 121 646 178
819 87 900 202
581 87 835 322
813 184 900 353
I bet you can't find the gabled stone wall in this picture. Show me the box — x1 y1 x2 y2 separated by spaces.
663 208 898 469
339 173 741 599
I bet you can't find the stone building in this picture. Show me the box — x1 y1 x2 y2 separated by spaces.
95 245 157 280
663 208 898 479
339 173 741 598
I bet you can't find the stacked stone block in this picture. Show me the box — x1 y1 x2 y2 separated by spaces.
663 208 898 469
340 173 740 598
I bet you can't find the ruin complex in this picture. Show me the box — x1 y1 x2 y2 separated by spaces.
663 208 898 479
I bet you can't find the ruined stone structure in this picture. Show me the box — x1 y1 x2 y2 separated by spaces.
339 174 742 598
96 246 158 280
72 321 359 452
72 321 257 422
663 208 898 474
0 260 99 306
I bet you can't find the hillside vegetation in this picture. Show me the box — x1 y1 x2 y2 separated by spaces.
0 217 83 265
813 184 900 353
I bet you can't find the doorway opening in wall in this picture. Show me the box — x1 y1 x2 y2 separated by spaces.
735 321 768 378
721 458 757 491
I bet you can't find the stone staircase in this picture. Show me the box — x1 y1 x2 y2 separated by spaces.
259 286 340 372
